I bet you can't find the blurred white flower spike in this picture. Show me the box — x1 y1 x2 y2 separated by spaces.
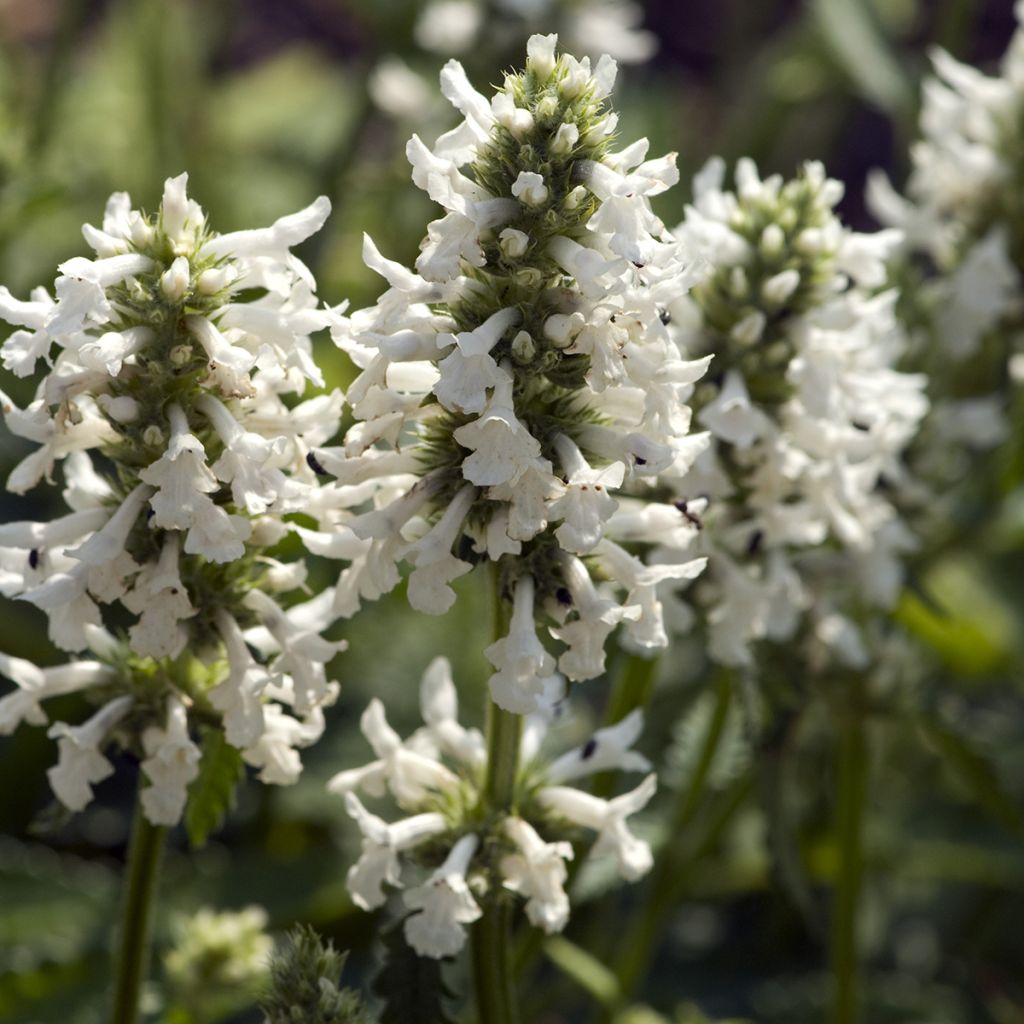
0 175 343 825
866 5 1024 523
667 158 928 669
325 34 708 710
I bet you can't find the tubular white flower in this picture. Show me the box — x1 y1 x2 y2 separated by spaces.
486 575 558 715
209 609 272 748
414 656 485 767
243 589 345 716
551 556 640 682
140 403 252 561
344 792 449 911
123 533 197 660
403 833 483 957
404 484 476 614
0 653 115 734
545 708 651 783
241 704 326 786
46 695 134 812
326 698 461 808
140 696 202 826
539 773 657 881
501 817 573 933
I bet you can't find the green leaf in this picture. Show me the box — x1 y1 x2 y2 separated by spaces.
184 727 245 850
372 919 455 1024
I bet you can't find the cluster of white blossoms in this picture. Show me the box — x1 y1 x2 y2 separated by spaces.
0 175 344 823
317 34 708 715
866 6 1024 501
330 657 655 958
662 158 928 669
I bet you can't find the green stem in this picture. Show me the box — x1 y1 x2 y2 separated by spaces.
112 782 167 1024
613 670 733 1000
830 682 868 1024
472 569 522 1024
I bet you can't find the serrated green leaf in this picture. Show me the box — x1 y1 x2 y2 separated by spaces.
184 727 245 850
372 919 455 1024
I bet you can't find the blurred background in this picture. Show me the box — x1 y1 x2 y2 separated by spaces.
0 2 1022 1022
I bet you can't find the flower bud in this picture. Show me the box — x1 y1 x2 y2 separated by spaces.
550 123 580 157
500 228 529 260
97 394 140 423
512 171 549 208
544 312 585 348
169 344 193 366
160 256 191 302
511 330 536 363
142 424 165 446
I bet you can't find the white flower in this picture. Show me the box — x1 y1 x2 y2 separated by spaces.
326 698 460 808
0 653 114 733
501 818 573 933
403 833 483 957
241 704 325 786
209 609 272 748
343 792 448 911
453 374 543 487
435 308 520 414
551 556 640 682
539 773 656 881
242 589 344 716
122 533 196 660
698 370 771 448
548 440 624 555
545 708 651 783
404 484 476 614
139 404 252 562
486 575 558 715
46 695 134 812
140 696 201 826
415 655 485 767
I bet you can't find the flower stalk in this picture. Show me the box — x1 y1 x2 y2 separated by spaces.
112 779 167 1024
830 681 867 1024
473 570 523 1024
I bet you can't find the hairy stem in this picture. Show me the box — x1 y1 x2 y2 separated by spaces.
472 569 522 1024
830 681 867 1024
112 780 166 1024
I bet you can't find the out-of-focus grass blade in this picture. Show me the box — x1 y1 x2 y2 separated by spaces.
916 715 1024 844
544 935 622 1010
810 0 916 118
